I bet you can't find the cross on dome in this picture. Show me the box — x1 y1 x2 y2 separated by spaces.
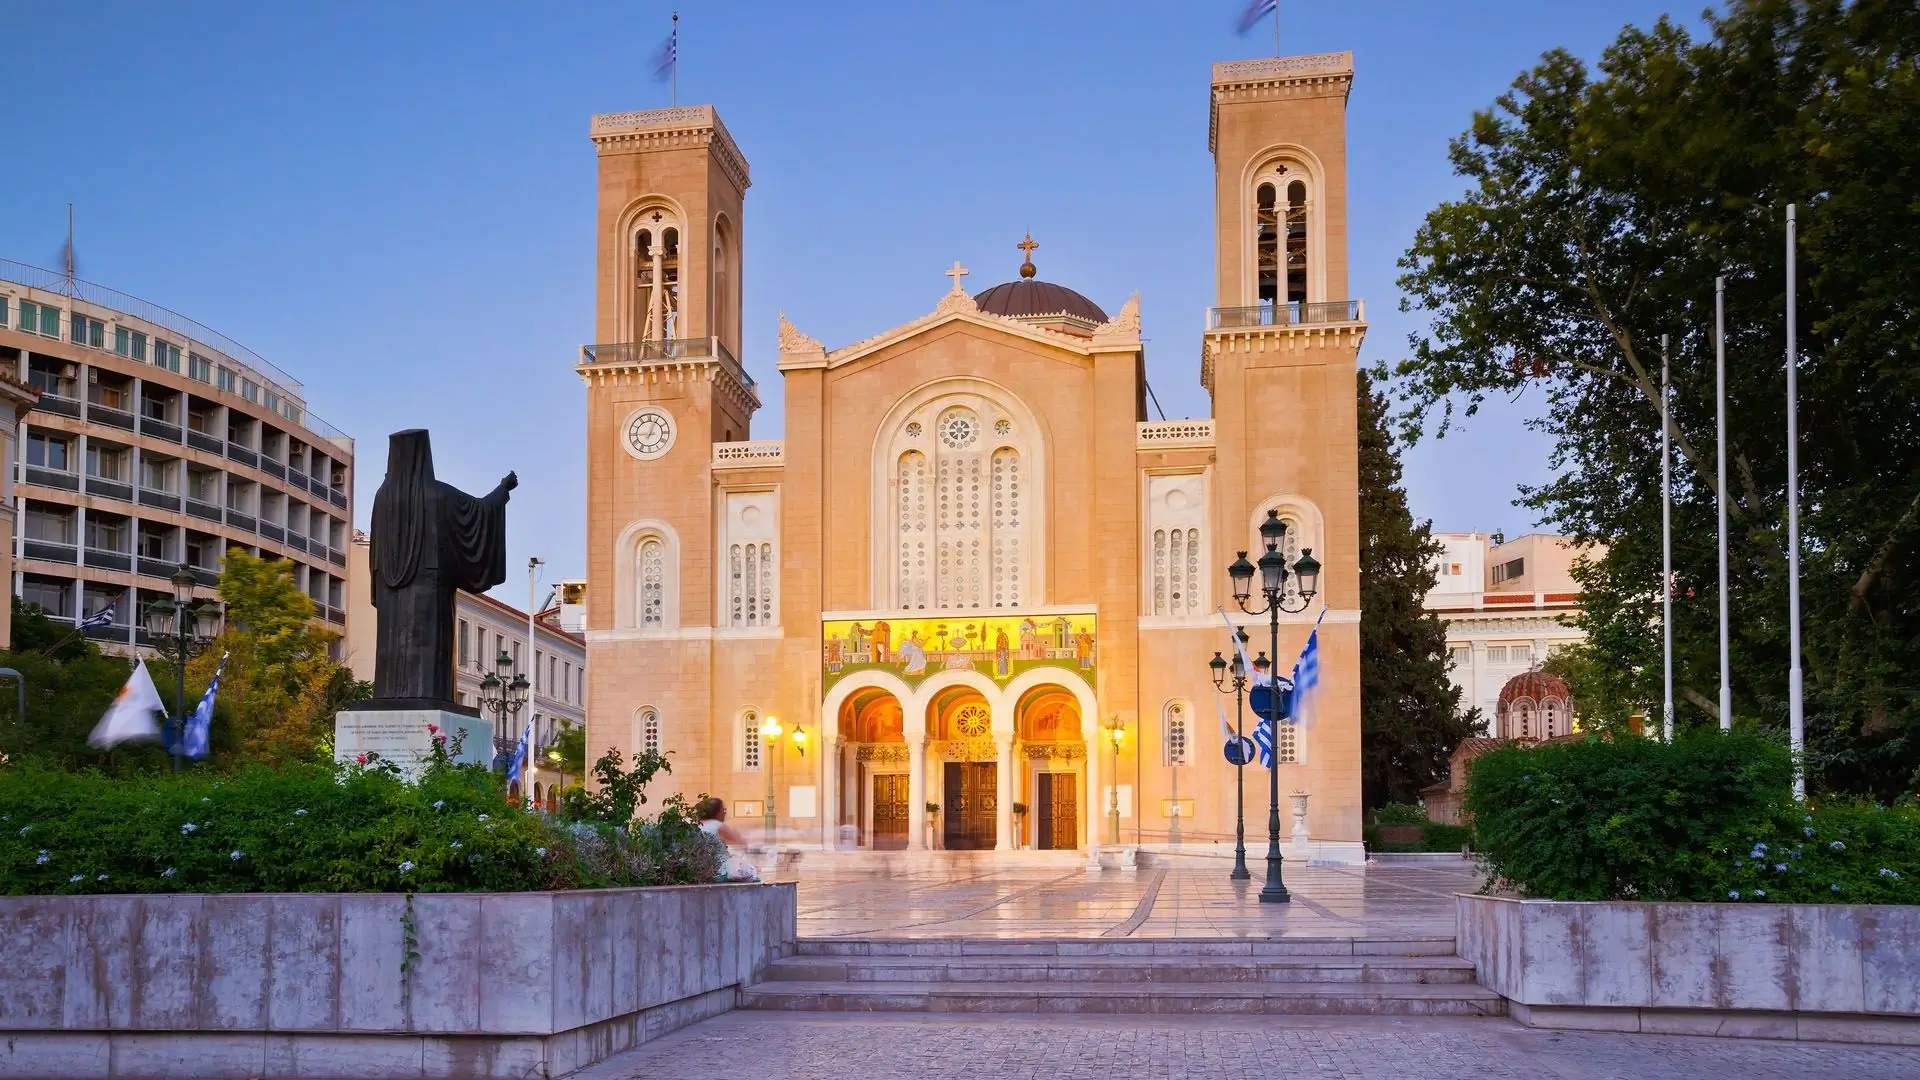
1016 233 1039 279
944 261 969 294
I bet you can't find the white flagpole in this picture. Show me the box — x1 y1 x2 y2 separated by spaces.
1274 0 1281 57
1661 333 1674 742
1785 205 1804 797
1715 276 1731 731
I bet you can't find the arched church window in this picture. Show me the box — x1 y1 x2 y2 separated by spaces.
1255 182 1279 306
1286 179 1309 305
638 706 661 756
990 447 1023 608
1163 701 1190 767
888 395 1036 611
898 451 931 610
741 708 763 771
639 538 666 628
1276 718 1299 764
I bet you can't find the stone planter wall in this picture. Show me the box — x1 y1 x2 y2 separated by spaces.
1457 894 1920 1045
0 882 797 1079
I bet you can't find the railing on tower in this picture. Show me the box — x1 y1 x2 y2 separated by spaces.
1208 299 1364 330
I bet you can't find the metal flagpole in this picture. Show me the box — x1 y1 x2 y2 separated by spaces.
1785 205 1804 798
1715 276 1731 731
1661 333 1674 741
671 12 679 108
528 557 543 793
1274 0 1280 57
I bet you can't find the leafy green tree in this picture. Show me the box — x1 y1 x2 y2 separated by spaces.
185 550 360 766
1357 371 1478 806
1386 0 1920 798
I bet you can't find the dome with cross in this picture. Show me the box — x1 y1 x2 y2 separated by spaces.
971 233 1108 327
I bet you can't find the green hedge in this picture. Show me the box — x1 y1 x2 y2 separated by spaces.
1465 732 1919 903
0 758 723 895
1363 821 1474 853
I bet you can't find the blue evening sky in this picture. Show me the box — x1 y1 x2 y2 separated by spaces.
0 1 1688 602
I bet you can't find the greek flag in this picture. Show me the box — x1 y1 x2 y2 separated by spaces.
1236 0 1278 34
1289 609 1327 730
180 652 228 760
506 720 532 790
79 604 116 630
650 24 677 84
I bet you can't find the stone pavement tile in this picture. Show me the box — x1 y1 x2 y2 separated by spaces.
568 1012 1920 1080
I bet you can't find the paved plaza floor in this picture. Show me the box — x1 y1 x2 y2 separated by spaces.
575 1012 1920 1080
775 858 1480 939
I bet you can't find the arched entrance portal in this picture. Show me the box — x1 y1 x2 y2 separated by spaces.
840 687 909 849
930 688 997 850
1015 686 1085 850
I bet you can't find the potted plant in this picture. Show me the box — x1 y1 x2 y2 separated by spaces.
925 802 941 850
1012 802 1029 849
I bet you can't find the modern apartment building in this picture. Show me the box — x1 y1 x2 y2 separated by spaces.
1425 532 1595 732
0 261 353 649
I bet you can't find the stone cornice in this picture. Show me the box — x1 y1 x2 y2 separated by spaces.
1201 322 1368 391
1208 52 1355 154
574 357 759 414
590 104 751 193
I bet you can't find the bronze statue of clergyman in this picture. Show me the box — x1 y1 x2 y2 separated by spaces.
365 429 515 708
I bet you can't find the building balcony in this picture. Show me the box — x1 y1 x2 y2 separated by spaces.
36 394 81 419
579 337 755 392
186 429 223 455
85 476 133 502
22 539 77 564
139 416 182 442
25 467 79 492
86 403 135 431
83 548 132 572
1207 299 1364 330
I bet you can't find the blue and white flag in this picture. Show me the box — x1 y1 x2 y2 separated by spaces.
650 23 677 84
506 720 532 790
1236 0 1279 34
1288 608 1327 730
79 604 116 630
180 652 228 760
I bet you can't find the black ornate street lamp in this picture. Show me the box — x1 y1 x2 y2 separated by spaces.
477 650 530 774
142 565 223 773
1209 632 1252 882
1227 509 1322 904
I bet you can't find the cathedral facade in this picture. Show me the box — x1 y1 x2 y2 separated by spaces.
580 52 1368 861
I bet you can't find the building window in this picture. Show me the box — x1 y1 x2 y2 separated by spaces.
1448 646 1469 668
26 433 71 471
989 447 1023 608
741 709 763 771
240 379 260 403
70 314 104 348
188 353 213 382
0 297 7 326
18 301 59 338
457 619 470 667
728 541 776 627
638 706 661 756
217 367 237 393
1163 701 1190 767
1485 646 1507 664
639 537 666 628
1492 558 1526 585
153 340 181 373
113 326 148 361
897 450 930 609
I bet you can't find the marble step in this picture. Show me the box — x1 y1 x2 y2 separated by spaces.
766 953 1480 985
793 937 1459 958
740 979 1507 1016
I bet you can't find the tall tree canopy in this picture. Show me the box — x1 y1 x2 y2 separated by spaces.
1358 370 1476 806
1387 0 1919 797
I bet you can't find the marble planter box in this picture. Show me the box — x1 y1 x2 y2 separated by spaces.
0 882 796 1079
1456 894 1920 1045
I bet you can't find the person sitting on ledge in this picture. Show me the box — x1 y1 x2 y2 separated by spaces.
695 797 759 882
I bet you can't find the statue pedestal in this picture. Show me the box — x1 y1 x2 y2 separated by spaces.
334 705 490 780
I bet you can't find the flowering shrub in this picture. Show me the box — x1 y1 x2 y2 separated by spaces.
1465 731 1920 903
0 749 723 895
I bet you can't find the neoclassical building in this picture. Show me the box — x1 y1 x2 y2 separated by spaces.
581 52 1368 860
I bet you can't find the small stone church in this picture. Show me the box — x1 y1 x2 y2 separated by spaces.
578 51 1370 862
